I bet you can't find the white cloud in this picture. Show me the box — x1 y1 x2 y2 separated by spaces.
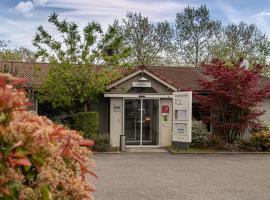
45 0 193 26
33 0 48 6
257 11 270 17
15 1 35 16
13 0 48 17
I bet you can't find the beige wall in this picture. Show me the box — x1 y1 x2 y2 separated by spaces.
260 98 270 123
110 98 123 147
108 72 175 147
109 97 173 147
159 98 173 146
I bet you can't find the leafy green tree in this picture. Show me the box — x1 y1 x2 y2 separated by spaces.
210 22 270 65
0 40 36 62
114 12 173 66
33 13 129 65
33 13 126 116
174 5 221 67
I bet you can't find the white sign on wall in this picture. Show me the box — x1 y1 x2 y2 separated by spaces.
132 82 151 88
172 91 192 143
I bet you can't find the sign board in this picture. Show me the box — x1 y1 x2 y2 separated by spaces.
172 91 192 143
132 82 151 88
113 105 121 112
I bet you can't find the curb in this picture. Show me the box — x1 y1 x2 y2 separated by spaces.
166 148 270 154
93 151 120 154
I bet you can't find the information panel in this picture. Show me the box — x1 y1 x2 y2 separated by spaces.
172 92 192 143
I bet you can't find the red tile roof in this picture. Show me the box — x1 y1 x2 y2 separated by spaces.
0 62 269 91
0 62 50 88
146 66 212 91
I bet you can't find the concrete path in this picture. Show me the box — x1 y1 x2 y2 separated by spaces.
90 153 270 200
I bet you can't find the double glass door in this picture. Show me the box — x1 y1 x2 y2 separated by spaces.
124 99 159 146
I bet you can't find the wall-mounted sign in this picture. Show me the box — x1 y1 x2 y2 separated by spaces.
172 92 192 143
132 82 151 88
175 109 188 121
174 123 187 136
113 105 121 112
162 105 169 115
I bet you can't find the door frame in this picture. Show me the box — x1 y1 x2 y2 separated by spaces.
123 98 160 147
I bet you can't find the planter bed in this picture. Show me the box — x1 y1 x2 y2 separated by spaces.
166 146 270 154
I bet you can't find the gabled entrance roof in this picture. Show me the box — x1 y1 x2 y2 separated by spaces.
107 67 178 91
107 66 212 91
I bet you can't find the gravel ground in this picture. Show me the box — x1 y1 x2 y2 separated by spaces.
90 153 270 200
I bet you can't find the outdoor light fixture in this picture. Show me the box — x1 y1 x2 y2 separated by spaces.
139 77 147 81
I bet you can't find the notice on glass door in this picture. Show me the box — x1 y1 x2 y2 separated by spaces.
172 92 192 143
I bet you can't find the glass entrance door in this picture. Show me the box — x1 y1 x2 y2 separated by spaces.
124 99 159 146
124 99 141 145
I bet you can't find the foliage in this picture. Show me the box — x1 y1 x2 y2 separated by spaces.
75 112 99 138
0 41 36 62
250 131 270 151
191 120 208 146
174 5 221 67
196 59 270 144
74 112 111 152
0 73 96 199
92 135 111 152
37 61 118 114
210 22 270 65
114 12 173 66
34 13 125 114
33 13 130 65
1 64 19 77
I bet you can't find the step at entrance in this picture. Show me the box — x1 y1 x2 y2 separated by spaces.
126 147 168 153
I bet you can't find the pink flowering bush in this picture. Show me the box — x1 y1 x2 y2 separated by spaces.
0 73 96 199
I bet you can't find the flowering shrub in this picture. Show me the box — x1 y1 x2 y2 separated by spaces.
250 131 270 151
191 120 208 146
0 73 96 199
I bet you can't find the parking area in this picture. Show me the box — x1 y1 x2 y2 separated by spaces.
90 152 270 200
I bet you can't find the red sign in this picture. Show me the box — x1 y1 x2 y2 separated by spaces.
162 105 169 114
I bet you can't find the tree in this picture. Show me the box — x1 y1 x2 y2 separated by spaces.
196 59 270 144
0 40 36 62
210 22 270 65
174 5 221 67
33 13 127 116
33 13 129 65
114 12 173 66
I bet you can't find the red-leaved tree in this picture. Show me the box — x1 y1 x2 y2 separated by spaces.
196 59 270 143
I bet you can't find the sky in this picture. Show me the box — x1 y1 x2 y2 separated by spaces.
1 0 270 49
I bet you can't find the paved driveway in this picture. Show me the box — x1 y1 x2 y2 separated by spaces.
90 153 270 200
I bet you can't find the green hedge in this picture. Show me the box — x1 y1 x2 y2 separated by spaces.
75 112 99 138
92 134 111 152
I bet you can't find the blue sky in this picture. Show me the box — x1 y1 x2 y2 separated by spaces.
1 0 270 49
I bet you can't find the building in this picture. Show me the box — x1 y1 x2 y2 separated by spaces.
1 62 270 147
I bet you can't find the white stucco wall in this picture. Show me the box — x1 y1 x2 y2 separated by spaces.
260 98 270 124
110 98 123 147
159 98 173 147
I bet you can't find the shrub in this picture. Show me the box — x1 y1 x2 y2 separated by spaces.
0 73 96 199
192 120 208 146
92 135 111 152
75 112 99 138
250 131 270 151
